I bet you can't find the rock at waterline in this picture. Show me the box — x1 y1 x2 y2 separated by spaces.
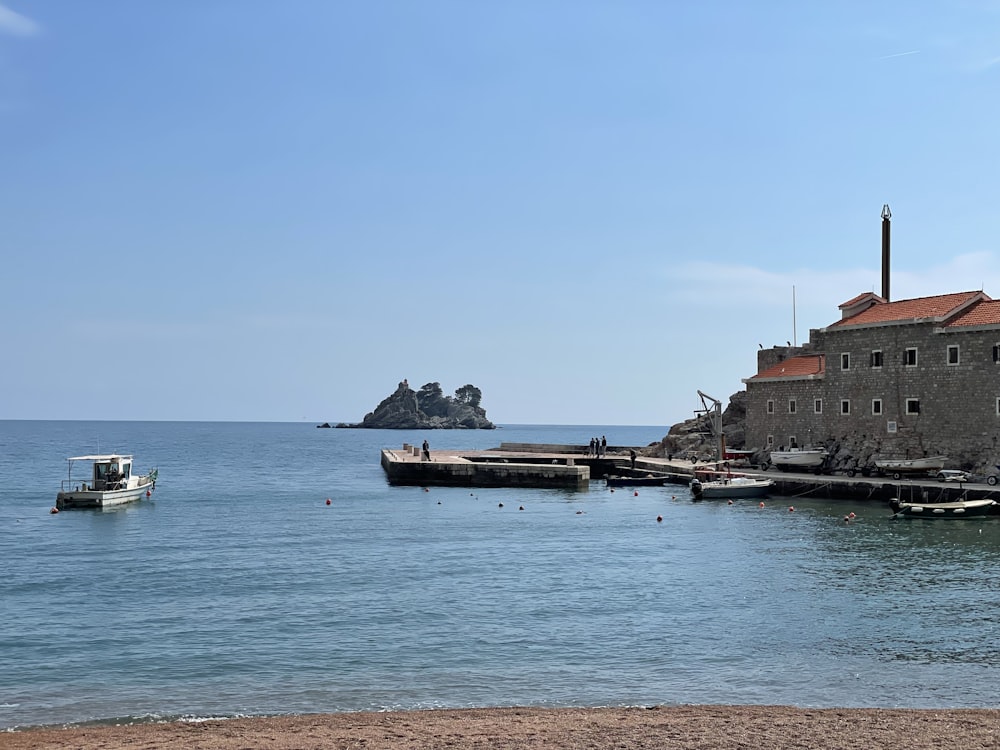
334 380 495 429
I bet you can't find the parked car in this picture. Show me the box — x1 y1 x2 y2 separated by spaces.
936 470 971 483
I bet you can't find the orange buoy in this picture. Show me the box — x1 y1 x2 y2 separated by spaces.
326 499 331 505
848 512 856 519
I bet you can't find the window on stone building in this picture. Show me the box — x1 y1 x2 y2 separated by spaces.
841 399 850 415
788 399 796 414
872 399 882 415
996 398 1000 415
905 348 918 366
814 399 822 414
993 344 1000 363
766 434 774 447
841 352 850 370
766 399 774 414
947 345 960 365
906 398 921 415
870 350 883 368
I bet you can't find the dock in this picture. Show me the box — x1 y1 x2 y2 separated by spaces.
381 442 1000 503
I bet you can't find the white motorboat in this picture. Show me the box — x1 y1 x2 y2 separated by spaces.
56 454 158 510
691 475 773 500
767 447 828 471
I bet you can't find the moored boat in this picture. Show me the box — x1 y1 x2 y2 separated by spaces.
606 474 668 487
889 497 996 519
56 454 158 510
690 475 773 500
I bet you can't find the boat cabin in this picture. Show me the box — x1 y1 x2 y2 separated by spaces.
67 454 134 491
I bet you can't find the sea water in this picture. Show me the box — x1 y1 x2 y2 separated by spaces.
2 420 1000 729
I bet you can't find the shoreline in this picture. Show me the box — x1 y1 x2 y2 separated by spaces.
6 705 1000 749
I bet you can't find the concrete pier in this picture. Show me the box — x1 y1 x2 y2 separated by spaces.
381 442 1000 503
380 447 590 489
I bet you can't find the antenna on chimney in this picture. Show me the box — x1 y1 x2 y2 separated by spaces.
881 204 891 301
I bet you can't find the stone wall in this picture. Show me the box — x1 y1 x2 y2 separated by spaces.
746 322 1000 473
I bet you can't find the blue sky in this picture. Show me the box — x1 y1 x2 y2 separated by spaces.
3 2 1000 426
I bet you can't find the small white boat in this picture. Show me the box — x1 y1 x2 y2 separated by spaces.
874 455 948 479
889 497 996 519
691 475 773 499
56 454 158 510
768 447 828 471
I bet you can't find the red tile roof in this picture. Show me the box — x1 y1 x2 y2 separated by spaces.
831 291 989 327
838 291 885 309
944 299 1000 328
747 354 825 381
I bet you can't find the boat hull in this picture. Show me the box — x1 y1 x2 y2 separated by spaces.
691 477 773 499
606 475 668 487
874 455 948 474
56 480 154 510
890 498 996 518
768 450 827 470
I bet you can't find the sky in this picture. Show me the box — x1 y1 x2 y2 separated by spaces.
3 1 1000 426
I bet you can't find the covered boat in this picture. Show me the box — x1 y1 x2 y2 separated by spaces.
56 454 158 510
889 497 996 519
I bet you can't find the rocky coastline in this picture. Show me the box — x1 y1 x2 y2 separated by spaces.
333 380 495 430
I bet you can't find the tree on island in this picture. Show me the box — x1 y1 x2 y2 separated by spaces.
454 384 482 408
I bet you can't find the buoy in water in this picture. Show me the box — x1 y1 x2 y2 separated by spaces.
519 506 524 511
633 490 639 497
848 512 856 519
325 498 331 506
50 507 59 514
498 502 504 508
788 506 795 512
727 499 733 505
759 501 765 508
656 515 662 523
146 490 151 497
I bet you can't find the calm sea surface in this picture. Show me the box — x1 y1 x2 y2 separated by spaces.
3 420 1000 729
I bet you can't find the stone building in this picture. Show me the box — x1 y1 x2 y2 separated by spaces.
742 290 1000 473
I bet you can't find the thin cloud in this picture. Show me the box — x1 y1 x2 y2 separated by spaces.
0 3 39 36
877 50 920 60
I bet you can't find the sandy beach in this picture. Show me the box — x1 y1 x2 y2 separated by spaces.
5 705 1000 749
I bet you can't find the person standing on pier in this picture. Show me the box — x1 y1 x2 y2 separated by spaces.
600 436 607 458
422 439 431 461
629 449 637 470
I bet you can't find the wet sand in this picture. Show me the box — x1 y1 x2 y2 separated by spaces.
5 705 1000 749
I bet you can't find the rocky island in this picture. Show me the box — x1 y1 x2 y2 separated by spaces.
335 380 495 430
